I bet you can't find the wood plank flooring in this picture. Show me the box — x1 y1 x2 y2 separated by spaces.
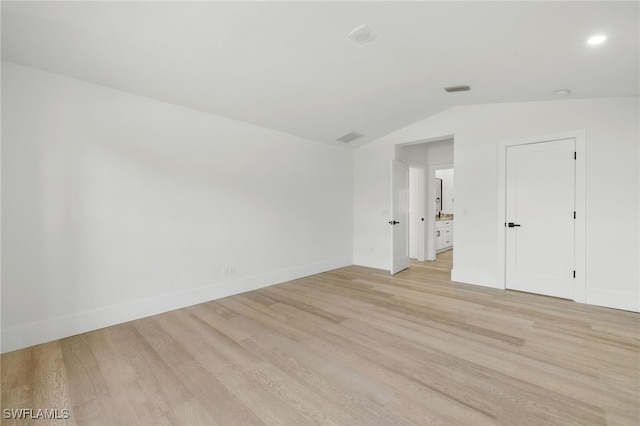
2 258 639 425
412 248 453 271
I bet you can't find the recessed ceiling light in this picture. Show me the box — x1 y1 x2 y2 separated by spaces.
554 89 571 96
347 25 377 44
587 34 607 45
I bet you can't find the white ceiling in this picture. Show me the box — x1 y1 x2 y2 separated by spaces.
2 1 638 148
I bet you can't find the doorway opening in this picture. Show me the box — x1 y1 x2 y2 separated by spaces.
392 136 454 275
434 167 454 258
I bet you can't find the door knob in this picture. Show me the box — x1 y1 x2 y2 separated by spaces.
507 222 521 227
389 220 400 225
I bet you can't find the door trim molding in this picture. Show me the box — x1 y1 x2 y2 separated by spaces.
496 130 586 302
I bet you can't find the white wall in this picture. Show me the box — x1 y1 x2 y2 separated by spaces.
353 97 640 312
1 62 353 352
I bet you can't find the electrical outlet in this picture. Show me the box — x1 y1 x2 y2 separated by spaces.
230 265 236 275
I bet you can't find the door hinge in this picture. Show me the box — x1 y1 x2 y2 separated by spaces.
574 211 576 219
573 270 576 278
574 152 577 160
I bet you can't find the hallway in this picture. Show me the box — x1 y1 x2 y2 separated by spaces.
410 249 453 272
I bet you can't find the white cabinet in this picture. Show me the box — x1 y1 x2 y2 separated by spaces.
436 220 454 251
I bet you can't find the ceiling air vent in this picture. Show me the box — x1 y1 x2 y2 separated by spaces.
444 85 471 93
336 131 364 143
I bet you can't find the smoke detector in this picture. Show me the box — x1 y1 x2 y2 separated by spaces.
347 25 378 44
336 131 364 143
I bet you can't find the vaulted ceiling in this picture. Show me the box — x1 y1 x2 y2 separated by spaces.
2 1 638 148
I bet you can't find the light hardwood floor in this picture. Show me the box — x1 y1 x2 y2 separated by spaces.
412 249 453 271
2 260 639 425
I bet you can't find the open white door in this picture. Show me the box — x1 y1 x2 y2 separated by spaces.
506 139 575 299
391 160 410 274
409 167 425 261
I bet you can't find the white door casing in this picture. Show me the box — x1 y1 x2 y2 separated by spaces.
391 160 410 274
505 138 576 299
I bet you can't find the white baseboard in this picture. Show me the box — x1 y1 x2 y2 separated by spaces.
1 257 351 353
453 268 639 313
451 268 503 289
586 288 640 313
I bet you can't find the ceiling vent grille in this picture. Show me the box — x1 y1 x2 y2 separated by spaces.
444 85 471 93
336 131 364 143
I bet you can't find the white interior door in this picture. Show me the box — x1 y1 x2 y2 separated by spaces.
506 138 575 299
391 160 410 274
409 167 424 260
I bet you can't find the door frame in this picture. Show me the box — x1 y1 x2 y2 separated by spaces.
497 130 586 302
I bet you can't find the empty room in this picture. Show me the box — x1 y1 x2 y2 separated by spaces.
1 1 639 425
